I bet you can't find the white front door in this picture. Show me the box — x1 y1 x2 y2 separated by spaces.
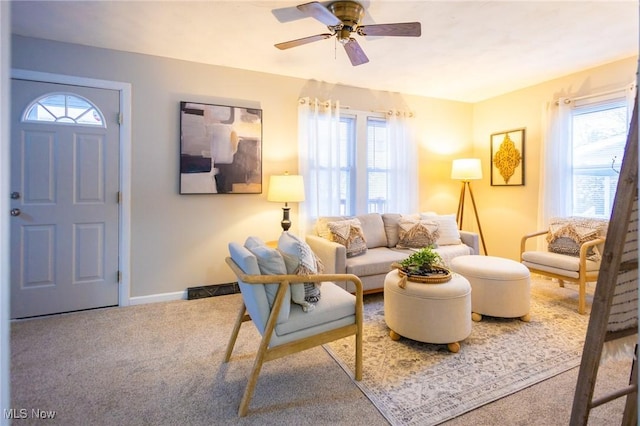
10 79 120 318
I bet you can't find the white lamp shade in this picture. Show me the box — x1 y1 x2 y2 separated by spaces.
451 158 482 181
267 174 305 203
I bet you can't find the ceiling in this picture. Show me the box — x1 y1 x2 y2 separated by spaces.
10 0 639 103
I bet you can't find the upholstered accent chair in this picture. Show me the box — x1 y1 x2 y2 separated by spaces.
224 238 363 417
520 217 608 314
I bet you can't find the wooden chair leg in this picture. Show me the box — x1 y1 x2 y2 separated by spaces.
225 304 247 362
578 277 586 315
355 329 363 381
238 338 270 417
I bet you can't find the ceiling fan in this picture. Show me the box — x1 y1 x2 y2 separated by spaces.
274 1 421 66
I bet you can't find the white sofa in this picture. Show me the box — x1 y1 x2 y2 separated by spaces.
306 212 480 293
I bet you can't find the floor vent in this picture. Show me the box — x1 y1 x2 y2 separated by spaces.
187 283 240 300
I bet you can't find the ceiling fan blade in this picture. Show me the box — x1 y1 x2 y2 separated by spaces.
357 22 421 37
343 38 369 66
275 33 333 50
297 1 342 27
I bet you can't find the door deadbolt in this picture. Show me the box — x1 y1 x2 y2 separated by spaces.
11 192 20 200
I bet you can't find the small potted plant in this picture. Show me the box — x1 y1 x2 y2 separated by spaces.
392 246 451 285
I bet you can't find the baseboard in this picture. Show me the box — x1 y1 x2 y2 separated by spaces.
128 291 187 306
127 283 241 306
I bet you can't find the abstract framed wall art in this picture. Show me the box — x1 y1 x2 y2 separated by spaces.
179 101 262 194
490 128 525 186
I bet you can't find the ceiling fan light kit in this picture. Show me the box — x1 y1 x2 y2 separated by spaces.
274 1 421 66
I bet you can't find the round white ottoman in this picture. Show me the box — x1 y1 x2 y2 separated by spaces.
384 269 472 353
450 255 531 322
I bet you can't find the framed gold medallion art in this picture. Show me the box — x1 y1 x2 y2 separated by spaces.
490 128 525 186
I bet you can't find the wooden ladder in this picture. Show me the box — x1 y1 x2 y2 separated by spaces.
570 94 639 424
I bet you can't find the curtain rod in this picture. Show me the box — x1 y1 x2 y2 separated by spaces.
555 83 636 105
297 97 350 109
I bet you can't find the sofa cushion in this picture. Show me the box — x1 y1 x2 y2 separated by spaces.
355 213 388 248
345 247 410 277
382 213 402 247
278 231 322 312
420 213 462 245
435 244 474 268
397 217 440 249
327 218 368 258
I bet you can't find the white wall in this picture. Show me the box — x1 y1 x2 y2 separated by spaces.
472 56 637 260
10 35 472 300
11 35 636 300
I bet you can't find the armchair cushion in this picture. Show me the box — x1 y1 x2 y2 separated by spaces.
244 237 291 321
229 242 288 331
273 282 356 344
522 250 601 273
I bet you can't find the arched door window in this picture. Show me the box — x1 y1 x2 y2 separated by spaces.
22 92 106 127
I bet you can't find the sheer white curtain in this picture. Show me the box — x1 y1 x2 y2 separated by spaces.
625 82 637 125
298 97 342 235
538 98 572 233
538 82 637 233
384 110 418 214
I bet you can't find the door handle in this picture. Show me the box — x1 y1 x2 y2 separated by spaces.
10 208 21 217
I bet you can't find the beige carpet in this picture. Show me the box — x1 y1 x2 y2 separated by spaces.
9 277 633 425
325 277 634 425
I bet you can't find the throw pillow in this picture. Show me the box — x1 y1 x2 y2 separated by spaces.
396 217 440 249
327 218 368 258
245 236 287 275
277 232 322 312
243 236 290 324
420 213 462 245
546 217 608 262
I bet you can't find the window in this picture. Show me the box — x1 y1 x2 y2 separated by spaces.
299 98 417 223
23 92 105 127
338 112 392 216
570 98 629 219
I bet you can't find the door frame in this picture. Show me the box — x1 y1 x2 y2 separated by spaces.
11 68 132 307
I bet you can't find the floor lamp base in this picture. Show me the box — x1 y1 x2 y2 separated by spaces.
456 181 488 255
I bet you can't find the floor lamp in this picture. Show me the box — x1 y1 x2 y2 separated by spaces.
267 172 305 232
451 158 488 255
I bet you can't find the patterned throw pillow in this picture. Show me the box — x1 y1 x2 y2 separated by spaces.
396 217 440 249
327 218 368 258
277 232 322 312
546 217 608 262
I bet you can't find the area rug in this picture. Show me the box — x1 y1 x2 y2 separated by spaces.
324 277 591 426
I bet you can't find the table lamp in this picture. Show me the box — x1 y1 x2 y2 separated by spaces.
451 158 487 255
267 172 305 231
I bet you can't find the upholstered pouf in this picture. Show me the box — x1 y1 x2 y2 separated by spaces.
384 269 472 353
450 255 531 322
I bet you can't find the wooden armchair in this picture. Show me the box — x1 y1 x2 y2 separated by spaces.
520 226 606 315
224 241 363 417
